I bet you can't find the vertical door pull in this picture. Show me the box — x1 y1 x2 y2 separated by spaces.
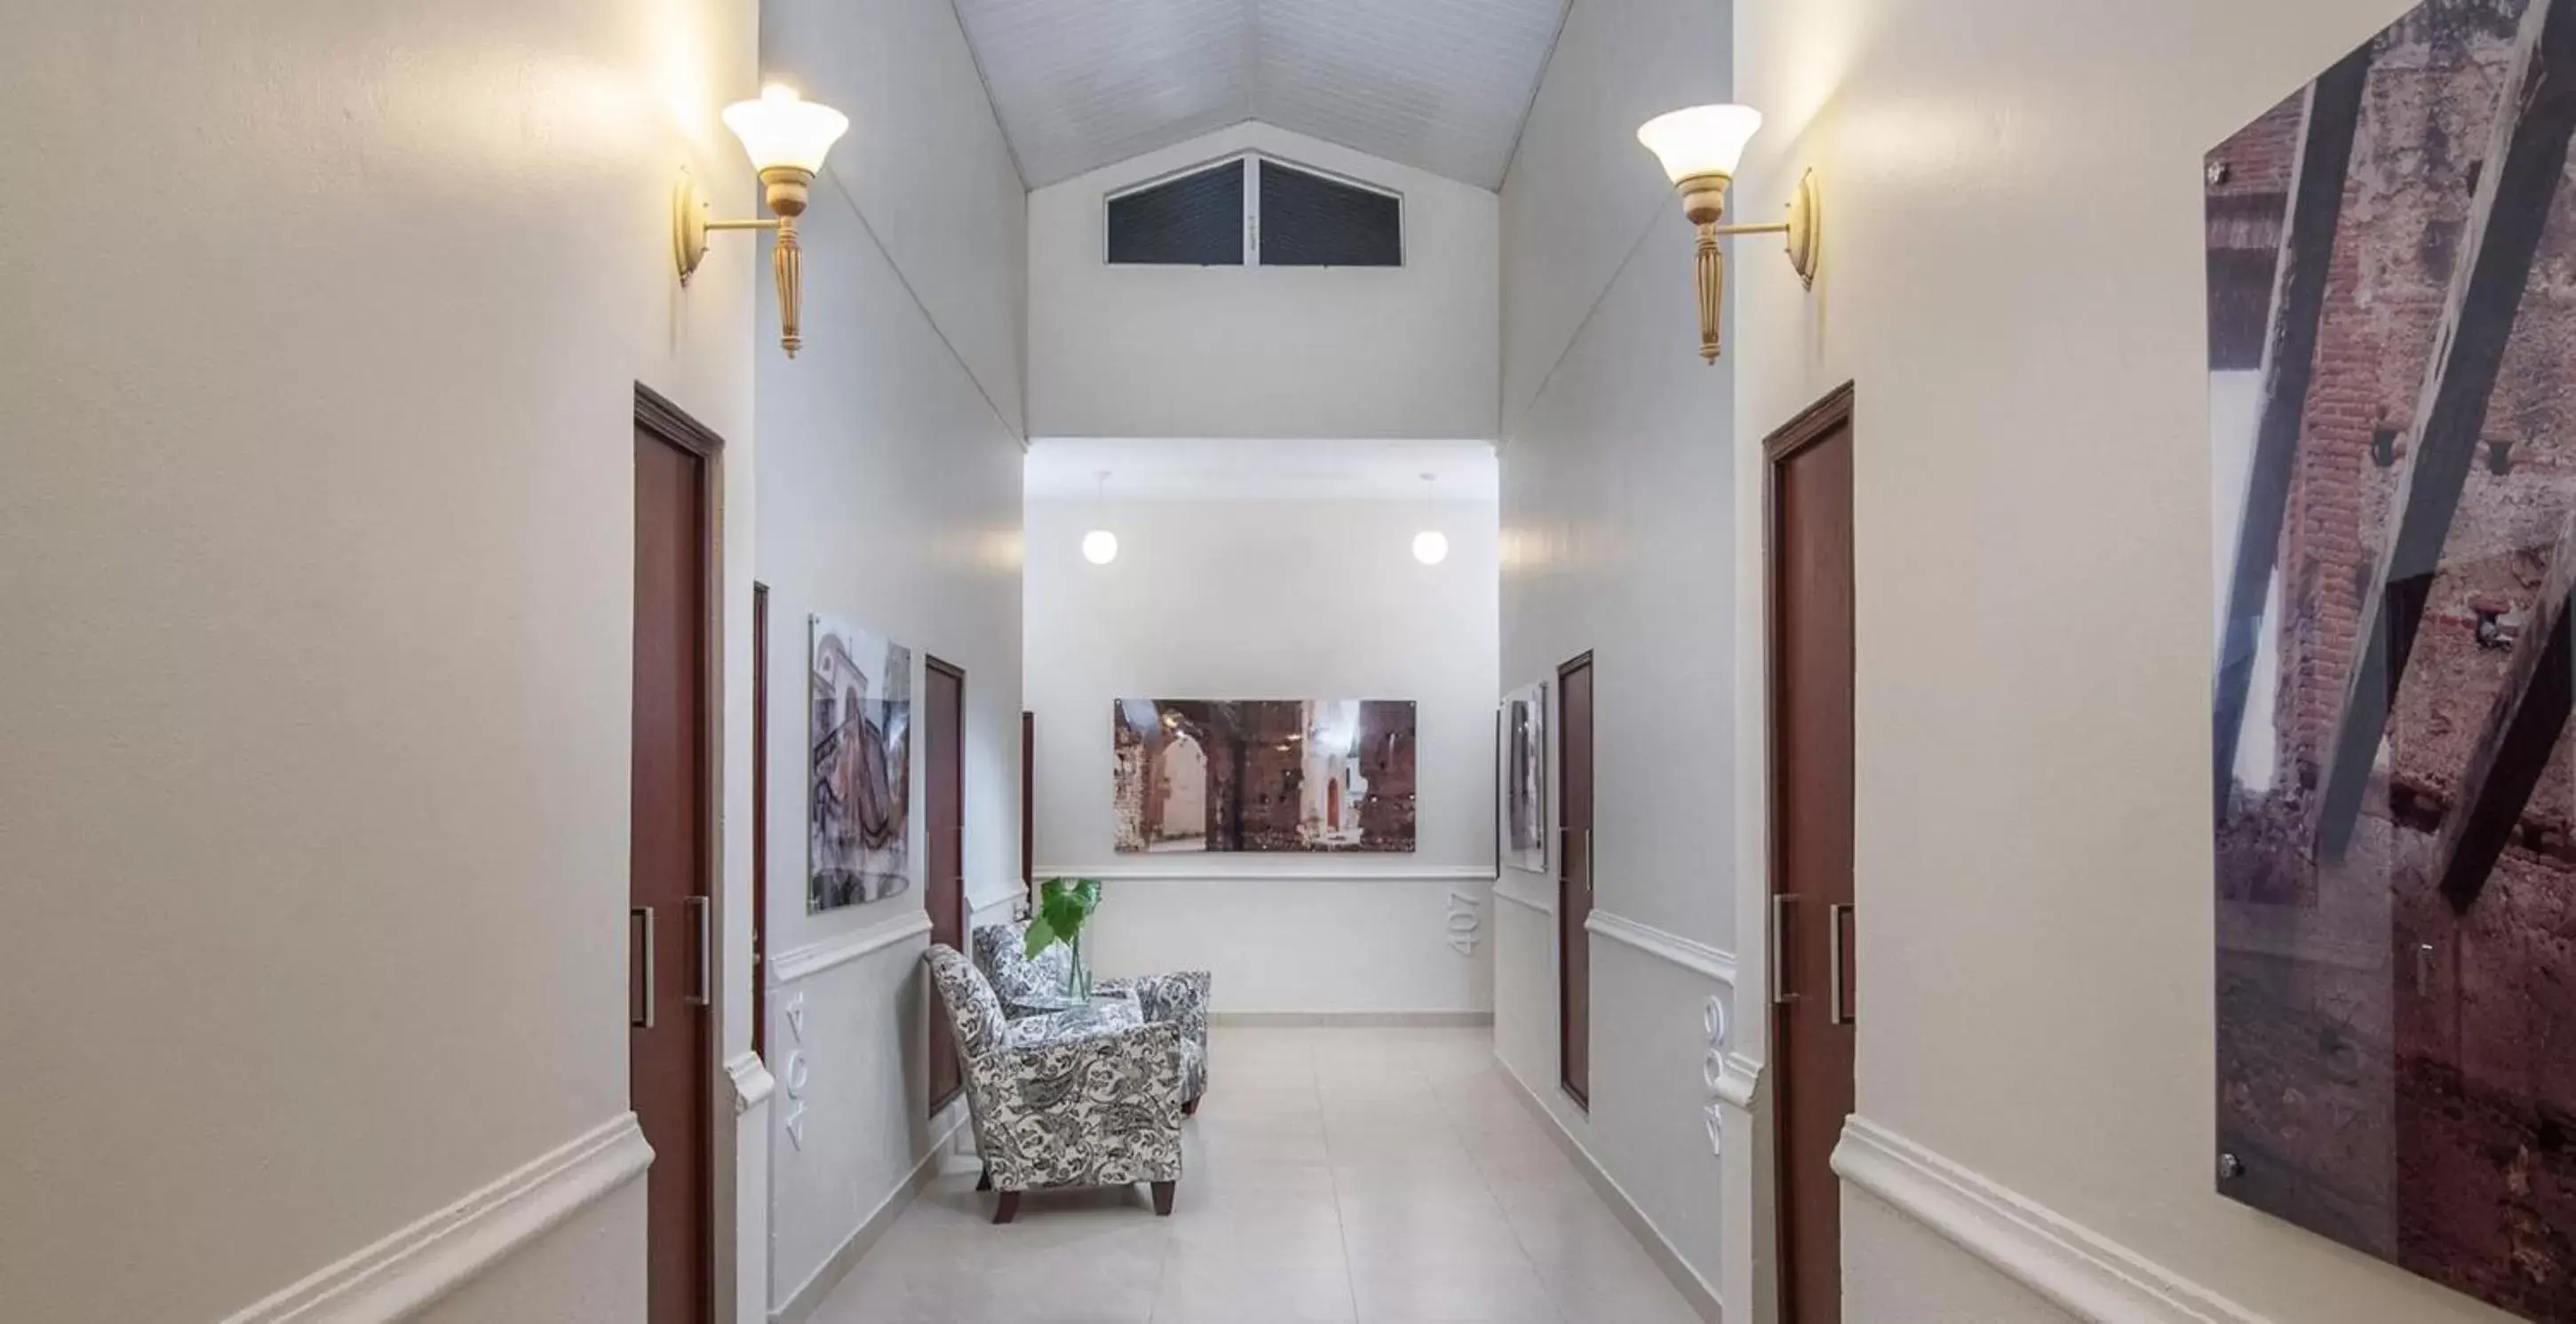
631 906 656 1029
1828 902 1856 1026
687 896 712 1007
1770 893 1799 1005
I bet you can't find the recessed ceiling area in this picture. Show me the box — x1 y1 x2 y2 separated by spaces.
953 0 1569 189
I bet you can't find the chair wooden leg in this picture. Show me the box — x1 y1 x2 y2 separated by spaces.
992 1192 1021 1225
976 1161 992 1192
1151 1180 1176 1217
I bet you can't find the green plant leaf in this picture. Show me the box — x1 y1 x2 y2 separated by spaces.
1024 876 1104 957
1040 890 1087 941
1023 909 1061 958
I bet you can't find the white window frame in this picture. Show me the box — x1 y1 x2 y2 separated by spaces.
1102 151 1405 268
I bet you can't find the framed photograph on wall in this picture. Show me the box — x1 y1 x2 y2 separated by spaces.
809 616 911 910
1502 681 1548 874
1112 698 1417 853
2208 3 2576 1314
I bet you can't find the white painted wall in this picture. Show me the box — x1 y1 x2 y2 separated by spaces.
0 0 756 1318
1498 0 1731 426
1729 0 2521 1320
1029 123 1500 441
1491 0 1740 1305
752 0 1027 1309
1024 488 1499 1014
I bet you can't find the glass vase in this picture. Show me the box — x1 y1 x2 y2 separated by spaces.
1061 931 1093 1003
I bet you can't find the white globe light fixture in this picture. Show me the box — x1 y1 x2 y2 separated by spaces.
1082 470 1118 565
1411 472 1448 566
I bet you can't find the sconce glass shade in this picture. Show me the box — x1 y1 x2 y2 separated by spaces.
1637 104 1765 182
1412 530 1450 566
1082 529 1119 565
722 84 850 174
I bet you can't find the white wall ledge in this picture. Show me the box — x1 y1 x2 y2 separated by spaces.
1034 864 1498 884
1584 908 1736 986
1833 1116 2267 1324
770 911 934 985
219 1113 652 1323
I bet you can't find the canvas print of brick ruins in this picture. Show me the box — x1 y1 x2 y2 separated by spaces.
1113 699 1417 853
2209 1 2576 1316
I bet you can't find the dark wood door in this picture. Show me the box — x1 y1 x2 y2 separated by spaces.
1557 652 1595 1107
1022 711 1036 900
926 657 966 1114
1769 385 1857 1324
751 583 770 1061
632 399 716 1324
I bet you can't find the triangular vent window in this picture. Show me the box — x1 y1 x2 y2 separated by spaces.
1105 154 1402 268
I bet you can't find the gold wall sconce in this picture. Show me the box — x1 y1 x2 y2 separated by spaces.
1636 105 1820 363
674 83 850 358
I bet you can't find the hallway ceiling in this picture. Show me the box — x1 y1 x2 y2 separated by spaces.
953 0 1570 190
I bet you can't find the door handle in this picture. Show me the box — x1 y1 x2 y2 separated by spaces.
1770 893 1798 1006
1829 902 1855 1027
686 896 712 1008
631 906 656 1030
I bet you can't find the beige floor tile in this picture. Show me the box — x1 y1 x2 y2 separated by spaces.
807 1029 1700 1324
1347 1252 1563 1322
1150 1257 1357 1320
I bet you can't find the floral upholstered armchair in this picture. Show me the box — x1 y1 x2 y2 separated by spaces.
923 944 1185 1223
970 918 1210 1113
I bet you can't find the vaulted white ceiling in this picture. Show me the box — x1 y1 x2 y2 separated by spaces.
953 0 1569 190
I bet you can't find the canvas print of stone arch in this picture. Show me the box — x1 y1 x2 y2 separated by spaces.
2208 1 2576 1315
1112 699 1416 853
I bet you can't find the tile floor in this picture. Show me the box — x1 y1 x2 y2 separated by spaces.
809 1027 1705 1324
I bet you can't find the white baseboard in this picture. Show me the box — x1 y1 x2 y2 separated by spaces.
769 1111 968 1324
1211 1011 1495 1027
1491 876 1554 916
1833 1116 2264 1323
1494 1058 1724 1324
219 1113 653 1323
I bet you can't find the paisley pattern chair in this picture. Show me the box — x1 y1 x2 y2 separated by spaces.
923 944 1184 1223
971 918 1210 1113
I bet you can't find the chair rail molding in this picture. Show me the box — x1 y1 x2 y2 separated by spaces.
1033 863 1498 884
1584 908 1737 986
771 911 934 984
219 1113 653 1323
1833 1116 2269 1324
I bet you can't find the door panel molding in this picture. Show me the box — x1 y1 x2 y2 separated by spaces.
632 386 722 1324
1766 382 1856 1324
1556 649 1596 1108
924 655 967 1115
